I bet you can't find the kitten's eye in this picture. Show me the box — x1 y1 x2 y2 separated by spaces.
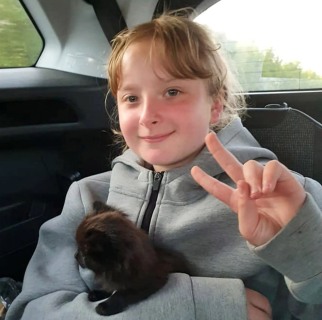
166 89 180 97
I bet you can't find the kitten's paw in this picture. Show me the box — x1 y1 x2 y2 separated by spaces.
95 296 126 316
88 290 110 302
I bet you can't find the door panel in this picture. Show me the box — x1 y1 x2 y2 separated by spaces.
0 68 114 280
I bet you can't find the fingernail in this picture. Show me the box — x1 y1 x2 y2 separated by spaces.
250 188 261 199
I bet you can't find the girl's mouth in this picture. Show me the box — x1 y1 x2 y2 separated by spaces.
141 131 174 143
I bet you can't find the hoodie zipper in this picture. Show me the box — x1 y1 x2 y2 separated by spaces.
141 171 163 233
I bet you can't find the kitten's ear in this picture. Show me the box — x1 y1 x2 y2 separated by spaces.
93 201 115 214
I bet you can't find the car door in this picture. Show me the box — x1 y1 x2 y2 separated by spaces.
0 0 116 281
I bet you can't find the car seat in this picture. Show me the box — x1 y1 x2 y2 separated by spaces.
243 104 322 184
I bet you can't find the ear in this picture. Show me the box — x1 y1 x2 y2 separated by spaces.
210 98 223 125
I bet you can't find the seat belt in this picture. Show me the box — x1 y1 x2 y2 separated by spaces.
83 0 127 43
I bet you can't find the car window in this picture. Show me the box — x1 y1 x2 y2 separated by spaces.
195 0 322 92
0 0 43 68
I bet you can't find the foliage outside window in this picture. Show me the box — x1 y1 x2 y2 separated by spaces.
0 0 43 68
195 0 322 92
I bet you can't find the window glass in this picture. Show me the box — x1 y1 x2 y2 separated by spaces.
0 0 43 68
195 0 322 92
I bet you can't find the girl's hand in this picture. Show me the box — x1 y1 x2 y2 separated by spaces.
191 132 306 246
245 288 272 320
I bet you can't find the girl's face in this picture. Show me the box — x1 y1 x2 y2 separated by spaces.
117 40 222 172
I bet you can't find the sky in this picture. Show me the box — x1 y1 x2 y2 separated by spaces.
195 0 322 75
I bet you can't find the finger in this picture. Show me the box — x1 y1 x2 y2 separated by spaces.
261 159 301 195
237 180 278 245
263 160 306 210
205 132 244 183
237 180 261 244
262 160 284 193
191 166 238 212
243 160 264 198
246 288 272 318
247 307 272 320
262 159 304 195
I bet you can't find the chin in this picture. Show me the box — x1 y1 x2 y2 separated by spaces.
146 156 188 172
139 147 198 171
143 154 175 170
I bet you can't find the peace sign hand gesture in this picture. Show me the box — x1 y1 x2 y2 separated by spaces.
191 132 306 246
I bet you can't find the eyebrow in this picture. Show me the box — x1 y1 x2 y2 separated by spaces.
117 76 191 93
117 84 138 92
161 75 192 83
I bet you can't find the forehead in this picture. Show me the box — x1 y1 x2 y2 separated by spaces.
121 39 166 66
119 40 173 81
121 41 150 65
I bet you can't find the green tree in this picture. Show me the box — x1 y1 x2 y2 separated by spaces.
0 0 43 67
217 37 322 91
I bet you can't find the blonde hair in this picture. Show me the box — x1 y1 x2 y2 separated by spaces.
107 10 246 148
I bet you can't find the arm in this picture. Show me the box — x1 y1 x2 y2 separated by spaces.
8 274 248 320
191 132 322 307
250 178 322 304
6 180 250 320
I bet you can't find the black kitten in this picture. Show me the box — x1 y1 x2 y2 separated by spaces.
75 201 188 316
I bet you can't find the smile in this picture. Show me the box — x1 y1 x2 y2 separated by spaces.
141 132 174 143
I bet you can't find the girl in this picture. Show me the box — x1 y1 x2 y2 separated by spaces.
6 11 322 320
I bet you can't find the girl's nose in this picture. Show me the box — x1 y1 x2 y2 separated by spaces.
139 97 160 127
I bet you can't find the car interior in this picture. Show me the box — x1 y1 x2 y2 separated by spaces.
1 0 322 288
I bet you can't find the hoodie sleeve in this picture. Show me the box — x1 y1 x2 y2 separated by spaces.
7 273 247 320
249 177 322 305
6 181 248 320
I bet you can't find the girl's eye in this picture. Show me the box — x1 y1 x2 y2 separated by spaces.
166 89 180 97
126 95 137 103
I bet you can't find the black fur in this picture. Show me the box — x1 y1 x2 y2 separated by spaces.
75 201 188 316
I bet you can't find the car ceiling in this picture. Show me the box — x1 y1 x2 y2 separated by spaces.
21 0 219 78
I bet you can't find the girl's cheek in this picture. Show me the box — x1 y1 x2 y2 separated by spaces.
119 113 137 132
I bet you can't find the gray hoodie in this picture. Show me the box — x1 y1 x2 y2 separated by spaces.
6 118 322 320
